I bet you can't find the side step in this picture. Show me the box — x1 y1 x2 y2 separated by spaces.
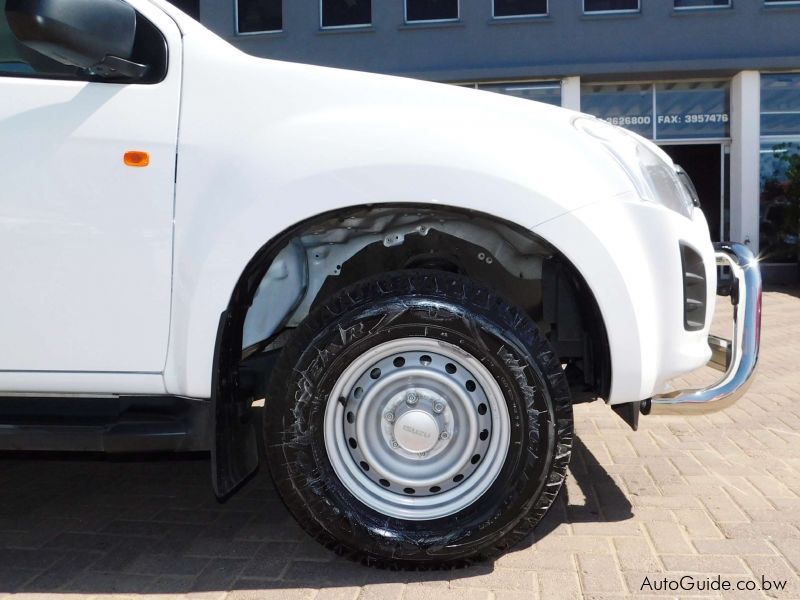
0 395 212 453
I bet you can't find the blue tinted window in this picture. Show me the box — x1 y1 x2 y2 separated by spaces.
581 83 653 137
494 0 548 17
761 74 800 136
323 0 371 27
674 0 729 7
479 82 561 106
581 82 731 140
655 81 730 140
760 141 800 263
584 0 639 12
237 0 282 33
406 0 459 22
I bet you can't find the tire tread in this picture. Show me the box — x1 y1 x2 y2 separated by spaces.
264 270 573 568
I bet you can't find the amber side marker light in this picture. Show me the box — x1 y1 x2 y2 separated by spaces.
124 151 150 167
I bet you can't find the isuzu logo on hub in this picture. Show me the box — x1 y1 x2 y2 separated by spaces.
402 425 431 438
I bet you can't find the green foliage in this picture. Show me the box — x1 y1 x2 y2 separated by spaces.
761 143 800 262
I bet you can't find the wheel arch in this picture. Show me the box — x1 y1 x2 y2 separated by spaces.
228 204 612 398
207 202 613 497
230 203 612 397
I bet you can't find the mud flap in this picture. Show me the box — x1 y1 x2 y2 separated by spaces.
611 400 641 431
211 310 259 498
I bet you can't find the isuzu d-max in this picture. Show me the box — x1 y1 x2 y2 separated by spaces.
0 0 761 567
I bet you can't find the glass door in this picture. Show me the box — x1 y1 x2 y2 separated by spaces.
661 143 726 242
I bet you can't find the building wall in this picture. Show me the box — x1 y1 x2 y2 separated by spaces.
200 1 800 82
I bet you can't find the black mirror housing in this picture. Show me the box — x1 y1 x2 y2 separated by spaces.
5 0 145 79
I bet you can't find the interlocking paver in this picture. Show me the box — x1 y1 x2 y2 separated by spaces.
576 553 625 593
692 538 776 556
402 587 490 600
316 587 362 600
644 521 694 555
660 554 749 574
359 582 406 600
448 566 536 591
673 508 725 538
0 285 797 599
537 571 583 599
613 536 662 573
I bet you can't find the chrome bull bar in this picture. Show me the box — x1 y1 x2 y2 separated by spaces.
647 242 762 416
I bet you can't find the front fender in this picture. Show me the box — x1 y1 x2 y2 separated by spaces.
535 196 716 404
163 165 616 398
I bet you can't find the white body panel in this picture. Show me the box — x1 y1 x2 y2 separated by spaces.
0 1 717 405
536 197 716 402
162 20 633 399
0 0 181 385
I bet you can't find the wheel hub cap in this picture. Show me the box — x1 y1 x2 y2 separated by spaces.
324 337 511 521
393 410 439 453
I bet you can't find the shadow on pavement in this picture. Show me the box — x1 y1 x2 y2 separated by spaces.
765 281 800 300
0 431 632 594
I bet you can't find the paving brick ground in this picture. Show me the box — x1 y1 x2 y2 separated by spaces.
0 285 799 599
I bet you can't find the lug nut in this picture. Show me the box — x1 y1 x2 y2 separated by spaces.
433 402 445 414
439 431 449 440
406 392 419 406
384 412 395 422
391 440 399 448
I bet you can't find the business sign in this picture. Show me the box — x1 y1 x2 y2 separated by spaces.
581 83 653 138
581 81 730 141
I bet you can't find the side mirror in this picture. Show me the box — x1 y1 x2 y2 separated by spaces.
5 0 148 80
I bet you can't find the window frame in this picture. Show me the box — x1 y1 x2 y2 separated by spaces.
760 72 800 137
764 0 800 6
320 0 372 30
582 0 640 15
673 0 731 10
235 0 283 36
491 0 549 20
404 0 461 24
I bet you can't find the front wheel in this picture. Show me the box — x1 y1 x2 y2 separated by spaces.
264 270 573 567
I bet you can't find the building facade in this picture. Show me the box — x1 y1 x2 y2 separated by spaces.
196 0 800 280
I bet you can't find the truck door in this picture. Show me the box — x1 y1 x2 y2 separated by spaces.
0 0 181 377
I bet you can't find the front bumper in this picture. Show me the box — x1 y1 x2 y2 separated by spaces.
644 242 762 416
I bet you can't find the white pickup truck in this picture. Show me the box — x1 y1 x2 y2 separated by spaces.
0 0 761 567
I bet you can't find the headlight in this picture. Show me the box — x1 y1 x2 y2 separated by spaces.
573 117 696 219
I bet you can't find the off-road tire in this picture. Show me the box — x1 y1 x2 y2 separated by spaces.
263 270 573 568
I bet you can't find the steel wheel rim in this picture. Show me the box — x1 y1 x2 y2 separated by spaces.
324 337 510 521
